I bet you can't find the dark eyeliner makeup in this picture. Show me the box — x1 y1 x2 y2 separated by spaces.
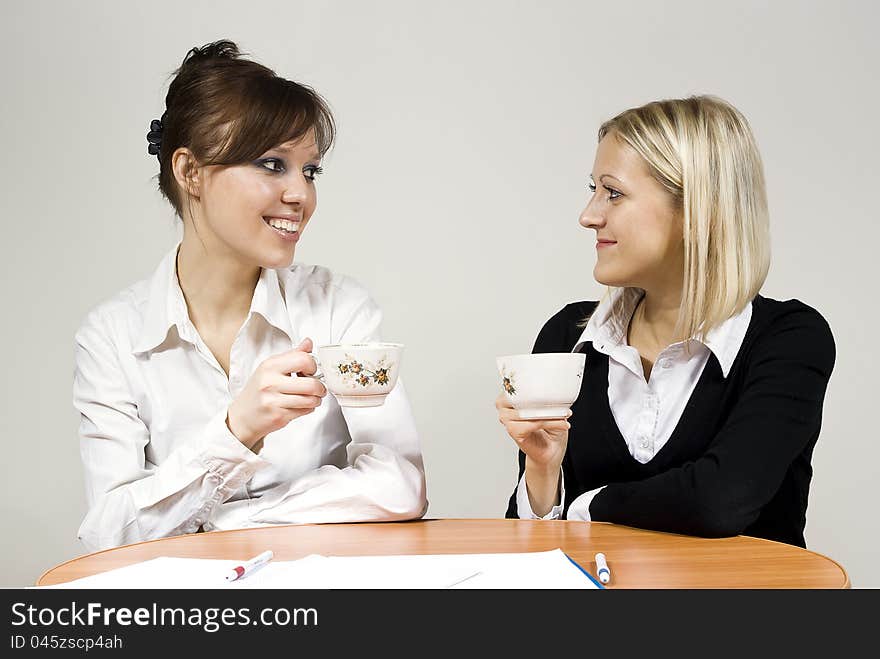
254 157 286 173
304 165 324 182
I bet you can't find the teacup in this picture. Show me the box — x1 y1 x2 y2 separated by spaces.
316 343 404 407
496 352 586 419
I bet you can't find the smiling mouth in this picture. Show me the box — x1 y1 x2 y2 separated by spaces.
264 217 301 234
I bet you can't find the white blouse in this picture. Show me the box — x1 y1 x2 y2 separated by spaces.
517 287 752 520
74 246 427 551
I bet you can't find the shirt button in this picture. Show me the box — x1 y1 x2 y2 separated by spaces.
662 361 672 369
640 440 650 449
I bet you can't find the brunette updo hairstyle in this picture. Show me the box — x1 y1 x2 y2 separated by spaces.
154 40 335 217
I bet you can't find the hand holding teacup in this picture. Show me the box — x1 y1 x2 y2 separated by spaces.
495 352 585 515
227 337 327 449
495 352 585 470
496 393 571 470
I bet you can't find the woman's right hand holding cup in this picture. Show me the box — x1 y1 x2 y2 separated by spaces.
227 338 327 450
495 393 570 516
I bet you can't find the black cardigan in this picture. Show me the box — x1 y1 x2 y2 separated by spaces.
505 295 835 547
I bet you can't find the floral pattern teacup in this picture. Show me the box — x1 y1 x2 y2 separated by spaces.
316 343 404 407
496 352 585 419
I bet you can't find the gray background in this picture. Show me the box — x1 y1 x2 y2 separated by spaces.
2 0 877 587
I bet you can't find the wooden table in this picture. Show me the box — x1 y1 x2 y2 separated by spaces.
37 518 849 588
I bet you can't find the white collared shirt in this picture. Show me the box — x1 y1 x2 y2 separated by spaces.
74 246 427 551
517 287 752 521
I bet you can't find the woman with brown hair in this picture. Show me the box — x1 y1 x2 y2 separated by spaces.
74 40 426 551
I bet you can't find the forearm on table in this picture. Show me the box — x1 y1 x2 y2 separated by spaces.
249 443 427 524
79 410 271 549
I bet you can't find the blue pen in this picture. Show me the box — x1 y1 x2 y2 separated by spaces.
563 552 605 588
595 552 611 584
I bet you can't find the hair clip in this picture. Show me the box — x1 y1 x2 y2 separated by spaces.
146 118 163 157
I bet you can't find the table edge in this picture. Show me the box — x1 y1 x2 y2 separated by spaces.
37 518 850 588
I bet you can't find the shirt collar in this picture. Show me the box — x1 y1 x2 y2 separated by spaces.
573 287 752 378
132 245 295 355
132 245 187 355
249 266 296 344
701 301 752 377
576 287 643 352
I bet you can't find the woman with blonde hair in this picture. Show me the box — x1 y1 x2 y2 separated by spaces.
498 95 834 547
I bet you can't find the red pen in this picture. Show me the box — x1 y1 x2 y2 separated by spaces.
225 550 274 581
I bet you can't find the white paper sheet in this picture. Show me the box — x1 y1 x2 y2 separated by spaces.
39 549 600 589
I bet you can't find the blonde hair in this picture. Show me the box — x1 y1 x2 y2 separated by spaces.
597 95 770 341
